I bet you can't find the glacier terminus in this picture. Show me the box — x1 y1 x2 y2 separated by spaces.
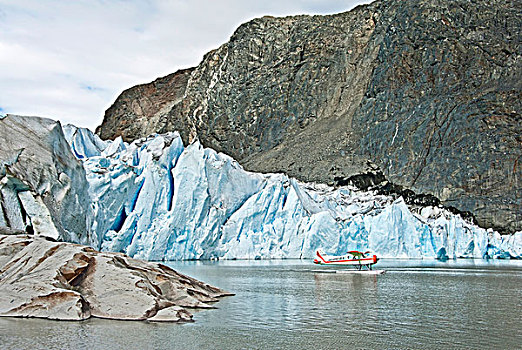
1 115 520 261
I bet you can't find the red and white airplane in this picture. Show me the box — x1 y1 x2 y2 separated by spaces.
313 249 379 270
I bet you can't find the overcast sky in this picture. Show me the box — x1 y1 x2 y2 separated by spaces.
0 0 370 131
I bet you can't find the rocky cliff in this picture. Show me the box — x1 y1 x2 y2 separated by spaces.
96 0 521 233
96 68 194 142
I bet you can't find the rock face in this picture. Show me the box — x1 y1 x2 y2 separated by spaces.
0 234 231 322
96 0 522 233
0 115 95 245
96 68 194 142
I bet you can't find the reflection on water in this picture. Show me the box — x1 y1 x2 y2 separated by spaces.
0 259 521 350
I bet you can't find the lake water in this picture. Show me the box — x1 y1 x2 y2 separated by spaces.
1 259 521 349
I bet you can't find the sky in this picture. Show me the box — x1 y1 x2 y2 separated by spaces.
0 0 371 131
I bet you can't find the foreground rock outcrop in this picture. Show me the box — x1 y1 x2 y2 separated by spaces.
0 234 231 321
96 0 522 233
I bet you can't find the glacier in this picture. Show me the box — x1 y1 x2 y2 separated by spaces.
67 122 521 260
0 115 520 260
0 115 93 244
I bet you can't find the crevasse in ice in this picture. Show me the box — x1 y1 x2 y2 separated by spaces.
65 126 521 260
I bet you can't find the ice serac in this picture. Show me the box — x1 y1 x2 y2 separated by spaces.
77 129 520 260
0 115 94 245
63 124 109 159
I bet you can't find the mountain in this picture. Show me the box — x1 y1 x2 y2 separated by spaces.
96 0 522 234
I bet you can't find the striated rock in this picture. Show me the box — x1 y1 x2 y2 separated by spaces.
96 0 522 233
96 68 194 142
0 234 231 322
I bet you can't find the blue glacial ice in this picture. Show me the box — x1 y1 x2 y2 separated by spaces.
62 126 521 261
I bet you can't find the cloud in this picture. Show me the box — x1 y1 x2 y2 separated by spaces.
0 0 371 131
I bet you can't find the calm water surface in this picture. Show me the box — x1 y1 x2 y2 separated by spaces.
1 259 521 349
